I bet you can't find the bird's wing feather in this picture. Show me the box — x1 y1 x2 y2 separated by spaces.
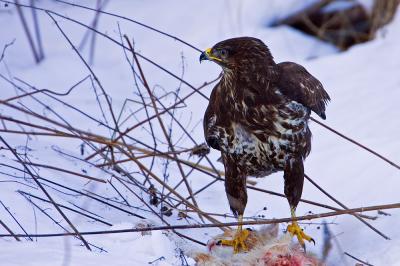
276 62 330 119
203 83 219 148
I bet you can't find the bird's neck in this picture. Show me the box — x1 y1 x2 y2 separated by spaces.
221 63 278 99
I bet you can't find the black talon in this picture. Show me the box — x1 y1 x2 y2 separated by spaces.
216 240 222 245
310 238 315 245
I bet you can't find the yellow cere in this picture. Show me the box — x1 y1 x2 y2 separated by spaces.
205 48 223 62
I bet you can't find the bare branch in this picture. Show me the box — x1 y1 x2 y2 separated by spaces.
0 136 92 250
0 202 399 238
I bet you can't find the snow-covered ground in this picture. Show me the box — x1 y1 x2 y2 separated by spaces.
1 1 399 265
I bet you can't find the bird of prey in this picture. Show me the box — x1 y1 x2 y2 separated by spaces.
200 37 330 253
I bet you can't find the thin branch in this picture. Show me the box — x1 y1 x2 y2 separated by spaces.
46 11 121 138
14 0 40 63
24 162 106 183
0 136 91 250
54 0 202 52
38 177 146 219
18 191 112 226
0 75 90 103
305 174 389 240
0 219 20 241
30 0 44 60
113 144 224 228
311 117 400 170
19 192 105 251
0 38 15 63
0 200 32 240
124 35 203 221
344 251 374 266
114 177 206 246
1 202 399 238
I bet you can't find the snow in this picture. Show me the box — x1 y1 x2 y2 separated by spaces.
1 225 179 266
1 0 400 265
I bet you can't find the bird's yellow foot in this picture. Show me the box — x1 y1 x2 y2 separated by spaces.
287 221 315 250
217 228 250 253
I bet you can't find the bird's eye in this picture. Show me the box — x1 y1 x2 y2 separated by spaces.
219 49 228 58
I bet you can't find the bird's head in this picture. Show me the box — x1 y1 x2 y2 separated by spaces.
199 37 275 71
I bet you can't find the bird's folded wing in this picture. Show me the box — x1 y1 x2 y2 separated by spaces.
276 62 330 119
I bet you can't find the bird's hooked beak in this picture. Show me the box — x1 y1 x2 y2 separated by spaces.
199 48 211 63
199 48 222 63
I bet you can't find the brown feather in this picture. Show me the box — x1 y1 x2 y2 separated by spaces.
277 62 330 119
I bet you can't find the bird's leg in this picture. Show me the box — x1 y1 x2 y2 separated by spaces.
284 158 314 250
217 215 250 253
219 165 249 253
287 206 315 250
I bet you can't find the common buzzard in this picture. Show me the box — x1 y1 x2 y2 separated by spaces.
200 37 330 253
